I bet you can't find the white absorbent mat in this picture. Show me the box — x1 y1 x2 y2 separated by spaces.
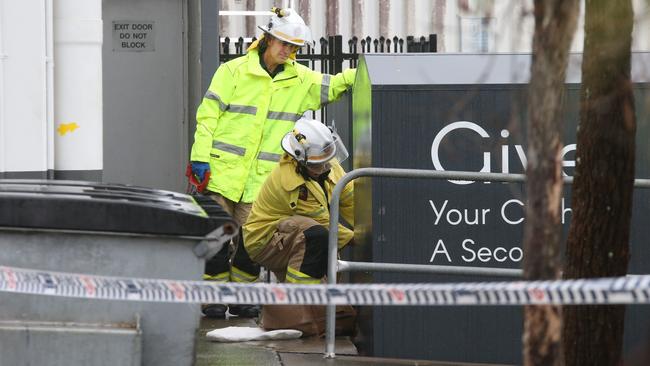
206 326 302 342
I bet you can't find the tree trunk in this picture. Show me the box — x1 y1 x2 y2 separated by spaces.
563 0 636 365
523 1 579 365
245 0 255 37
326 0 339 36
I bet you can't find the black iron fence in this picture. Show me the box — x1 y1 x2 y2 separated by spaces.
220 34 437 74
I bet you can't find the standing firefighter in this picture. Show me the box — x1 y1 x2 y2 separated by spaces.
243 117 354 284
189 8 356 318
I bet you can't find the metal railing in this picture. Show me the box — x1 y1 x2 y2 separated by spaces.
325 167 650 358
220 34 438 70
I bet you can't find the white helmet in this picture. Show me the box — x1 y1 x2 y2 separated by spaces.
281 117 349 165
259 7 313 47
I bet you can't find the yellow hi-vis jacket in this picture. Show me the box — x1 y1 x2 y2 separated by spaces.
243 154 354 258
190 48 356 203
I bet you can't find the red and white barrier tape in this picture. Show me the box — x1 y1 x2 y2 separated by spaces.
1 266 649 306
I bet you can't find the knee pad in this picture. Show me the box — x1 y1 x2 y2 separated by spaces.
232 230 260 277
205 242 230 276
299 225 329 279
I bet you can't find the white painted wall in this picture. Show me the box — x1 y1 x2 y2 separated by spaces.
54 0 103 173
0 0 52 175
219 0 650 53
0 0 102 177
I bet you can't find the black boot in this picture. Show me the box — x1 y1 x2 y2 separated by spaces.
228 304 260 318
201 304 227 319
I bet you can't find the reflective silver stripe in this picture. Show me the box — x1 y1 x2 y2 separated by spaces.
230 270 257 283
257 152 282 162
286 270 319 283
321 74 332 105
228 104 257 115
204 91 257 115
212 141 246 156
204 90 227 111
267 111 302 122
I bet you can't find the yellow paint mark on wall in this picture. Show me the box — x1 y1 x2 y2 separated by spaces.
57 122 79 136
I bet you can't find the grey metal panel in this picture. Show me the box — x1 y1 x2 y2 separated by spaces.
0 170 102 180
0 171 49 179
187 0 201 157
0 321 141 366
352 54 650 363
53 169 103 181
102 0 187 192
0 229 204 366
202 0 220 93
188 0 220 154
361 53 650 85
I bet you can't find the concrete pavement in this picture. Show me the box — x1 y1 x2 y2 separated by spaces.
195 316 508 366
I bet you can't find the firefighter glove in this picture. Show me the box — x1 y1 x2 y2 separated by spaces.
191 161 210 182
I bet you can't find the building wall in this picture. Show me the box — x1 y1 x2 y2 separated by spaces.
0 0 51 178
219 0 650 53
0 0 102 180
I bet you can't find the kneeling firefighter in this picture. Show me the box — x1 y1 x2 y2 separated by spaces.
243 117 354 284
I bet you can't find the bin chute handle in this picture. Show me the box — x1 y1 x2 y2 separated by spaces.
192 222 238 259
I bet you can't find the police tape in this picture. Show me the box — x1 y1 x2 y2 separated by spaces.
1 265 649 306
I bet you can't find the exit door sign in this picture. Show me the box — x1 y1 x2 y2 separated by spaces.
112 21 155 52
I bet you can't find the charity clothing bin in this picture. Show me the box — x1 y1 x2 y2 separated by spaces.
351 53 650 364
0 180 236 366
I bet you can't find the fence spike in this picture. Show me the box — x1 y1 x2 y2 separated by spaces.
223 37 230 55
429 34 437 52
350 36 358 54
236 36 245 53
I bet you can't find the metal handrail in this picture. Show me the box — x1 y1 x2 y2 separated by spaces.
325 168 650 358
337 260 523 277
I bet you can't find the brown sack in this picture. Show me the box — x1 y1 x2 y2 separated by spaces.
261 304 356 337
